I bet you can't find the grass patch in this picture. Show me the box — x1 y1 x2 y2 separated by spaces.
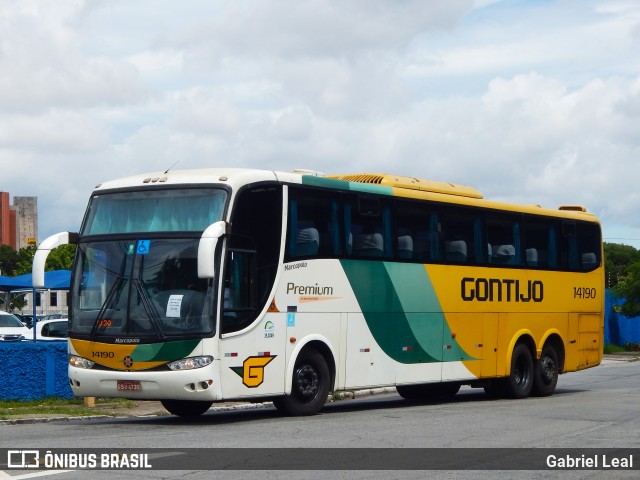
0 397 134 420
604 344 628 354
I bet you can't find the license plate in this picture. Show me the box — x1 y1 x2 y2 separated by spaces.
117 380 141 391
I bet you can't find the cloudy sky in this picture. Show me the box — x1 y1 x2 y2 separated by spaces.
1 0 639 248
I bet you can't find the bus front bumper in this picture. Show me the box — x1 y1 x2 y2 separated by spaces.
68 363 222 401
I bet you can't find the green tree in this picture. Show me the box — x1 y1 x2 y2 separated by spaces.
15 245 37 275
45 244 76 271
0 244 20 276
604 243 640 288
10 294 27 311
613 261 640 317
13 244 76 275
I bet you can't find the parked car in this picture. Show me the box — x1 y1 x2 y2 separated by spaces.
34 318 69 341
14 313 36 329
0 311 31 341
40 313 68 321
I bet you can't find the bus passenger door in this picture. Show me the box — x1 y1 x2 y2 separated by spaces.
218 247 286 399
218 313 287 400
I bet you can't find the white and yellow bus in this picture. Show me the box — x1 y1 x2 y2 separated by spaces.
33 168 603 417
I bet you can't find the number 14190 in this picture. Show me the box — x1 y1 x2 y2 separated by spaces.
573 287 596 299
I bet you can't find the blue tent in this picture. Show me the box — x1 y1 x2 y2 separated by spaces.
0 270 71 292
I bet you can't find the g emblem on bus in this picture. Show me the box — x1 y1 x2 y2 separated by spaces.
230 356 276 388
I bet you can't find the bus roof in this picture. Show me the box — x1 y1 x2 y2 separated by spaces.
92 167 597 222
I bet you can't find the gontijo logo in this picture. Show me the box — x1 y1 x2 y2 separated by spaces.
460 277 544 303
230 355 276 388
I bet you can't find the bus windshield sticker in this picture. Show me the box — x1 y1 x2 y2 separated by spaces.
137 240 151 255
166 295 184 318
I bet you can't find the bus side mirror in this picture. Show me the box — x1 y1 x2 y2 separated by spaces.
32 232 78 288
198 221 227 279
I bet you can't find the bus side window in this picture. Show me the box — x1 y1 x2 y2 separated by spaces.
440 208 479 264
394 199 434 262
287 189 341 259
346 195 392 259
577 222 601 271
559 221 578 270
523 217 556 269
227 184 282 331
487 214 522 267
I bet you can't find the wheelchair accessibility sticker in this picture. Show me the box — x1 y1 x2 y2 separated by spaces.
137 240 151 255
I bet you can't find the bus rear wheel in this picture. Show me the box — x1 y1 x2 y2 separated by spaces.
161 399 213 417
504 343 534 399
273 350 330 416
532 344 559 397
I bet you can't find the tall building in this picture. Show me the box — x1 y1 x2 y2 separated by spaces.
0 192 37 250
13 197 38 250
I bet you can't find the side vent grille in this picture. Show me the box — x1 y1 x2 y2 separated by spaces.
559 205 587 212
326 173 483 199
328 174 385 185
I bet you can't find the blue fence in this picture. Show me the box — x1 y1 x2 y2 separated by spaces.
0 342 73 401
605 291 640 346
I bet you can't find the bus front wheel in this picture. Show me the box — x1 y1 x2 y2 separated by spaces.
161 399 213 417
504 343 534 399
273 350 330 416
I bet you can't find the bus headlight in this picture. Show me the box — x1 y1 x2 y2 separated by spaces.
69 355 95 369
167 356 213 371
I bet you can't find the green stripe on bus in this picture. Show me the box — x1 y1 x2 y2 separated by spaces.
131 339 201 362
340 260 474 363
340 260 437 363
383 262 474 362
301 175 393 196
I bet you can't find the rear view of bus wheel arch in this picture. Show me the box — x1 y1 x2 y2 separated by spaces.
273 349 331 416
532 343 559 397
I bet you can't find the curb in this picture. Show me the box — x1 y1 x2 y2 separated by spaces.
603 353 640 362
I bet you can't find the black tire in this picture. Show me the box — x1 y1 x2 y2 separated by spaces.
161 399 213 417
397 382 460 401
437 382 461 398
273 350 330 416
532 344 559 397
504 343 534 399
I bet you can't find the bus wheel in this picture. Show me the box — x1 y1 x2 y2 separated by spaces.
504 343 534 399
396 384 424 400
532 345 559 397
273 350 330 416
161 399 213 417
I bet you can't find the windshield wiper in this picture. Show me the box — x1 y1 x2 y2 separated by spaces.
133 279 166 341
89 276 124 341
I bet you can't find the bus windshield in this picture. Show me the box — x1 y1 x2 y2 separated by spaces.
70 188 228 341
82 188 227 235
72 238 215 340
